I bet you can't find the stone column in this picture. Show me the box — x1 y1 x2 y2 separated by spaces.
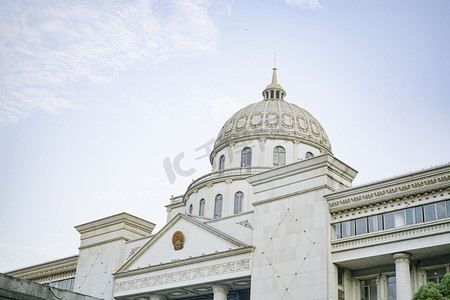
212 284 229 300
149 295 166 300
393 253 412 300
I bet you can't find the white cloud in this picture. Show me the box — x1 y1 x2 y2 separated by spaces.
0 0 227 125
285 0 322 10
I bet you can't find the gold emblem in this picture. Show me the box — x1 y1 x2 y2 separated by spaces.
172 231 185 251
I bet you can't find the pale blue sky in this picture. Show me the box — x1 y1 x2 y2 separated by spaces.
1 0 449 272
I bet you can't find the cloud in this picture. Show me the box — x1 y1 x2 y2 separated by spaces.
0 0 227 126
285 0 322 10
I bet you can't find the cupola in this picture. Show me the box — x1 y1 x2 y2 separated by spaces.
262 68 286 100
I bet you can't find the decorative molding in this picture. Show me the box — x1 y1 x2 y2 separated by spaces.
393 253 411 263
328 172 450 212
236 220 254 230
128 246 142 259
115 259 250 292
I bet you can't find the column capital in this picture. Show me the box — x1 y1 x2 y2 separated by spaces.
393 252 411 263
149 295 167 300
212 284 229 294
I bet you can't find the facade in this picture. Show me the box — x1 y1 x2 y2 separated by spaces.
6 69 450 300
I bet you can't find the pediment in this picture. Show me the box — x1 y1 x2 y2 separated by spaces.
118 214 248 272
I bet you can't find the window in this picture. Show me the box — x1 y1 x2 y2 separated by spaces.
368 215 378 232
276 91 280 98
406 208 415 225
384 212 395 230
214 194 223 218
388 276 396 300
333 223 342 239
241 147 252 167
360 279 378 300
424 203 437 222
199 199 205 217
342 220 355 237
270 90 274 98
189 204 193 214
49 278 75 291
437 201 446 219
305 151 314 158
427 268 447 284
394 210 405 227
415 206 424 223
356 217 367 235
273 146 286 167
234 192 244 214
219 155 225 171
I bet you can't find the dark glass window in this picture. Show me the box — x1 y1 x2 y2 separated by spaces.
276 91 280 98
388 276 396 300
219 155 225 171
273 146 286 167
436 201 446 219
415 206 424 223
377 215 384 230
189 204 193 214
424 203 437 222
406 208 415 225
199 199 205 217
384 212 395 230
241 147 252 167
356 217 367 235
447 200 450 218
427 268 447 284
234 191 244 214
360 279 378 300
214 194 223 218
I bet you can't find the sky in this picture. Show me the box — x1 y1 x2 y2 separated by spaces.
0 0 449 272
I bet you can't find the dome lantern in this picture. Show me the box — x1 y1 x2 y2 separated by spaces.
262 68 286 100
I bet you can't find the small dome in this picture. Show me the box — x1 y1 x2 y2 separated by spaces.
212 69 332 159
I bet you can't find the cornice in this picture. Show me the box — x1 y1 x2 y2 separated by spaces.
75 212 155 235
253 184 334 206
327 165 450 213
114 246 253 278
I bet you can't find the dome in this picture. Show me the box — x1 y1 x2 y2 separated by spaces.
212 68 332 159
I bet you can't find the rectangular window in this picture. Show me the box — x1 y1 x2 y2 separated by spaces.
424 203 437 222
338 267 344 286
427 268 447 284
356 217 368 235
342 220 355 238
384 212 395 229
415 206 424 223
360 279 378 300
394 210 406 227
333 223 341 239
388 276 396 300
368 215 378 232
436 201 446 219
377 214 384 230
447 200 450 218
406 208 415 225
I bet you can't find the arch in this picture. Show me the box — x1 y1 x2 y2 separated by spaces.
189 204 193 214
270 90 274 98
276 91 280 99
273 146 286 167
219 155 225 171
241 147 252 167
214 194 223 218
199 199 205 217
234 191 244 214
305 151 314 159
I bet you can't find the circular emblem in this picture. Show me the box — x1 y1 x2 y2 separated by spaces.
172 231 185 251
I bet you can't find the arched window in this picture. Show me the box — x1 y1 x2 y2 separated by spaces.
219 155 225 171
273 146 286 167
234 192 244 214
189 204 193 214
305 151 314 159
214 194 223 218
276 91 280 99
199 199 205 217
270 90 274 98
241 147 252 167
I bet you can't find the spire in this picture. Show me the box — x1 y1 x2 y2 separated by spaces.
262 67 286 101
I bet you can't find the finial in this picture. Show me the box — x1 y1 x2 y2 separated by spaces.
274 52 277 68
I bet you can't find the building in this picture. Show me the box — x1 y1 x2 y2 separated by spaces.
6 68 450 300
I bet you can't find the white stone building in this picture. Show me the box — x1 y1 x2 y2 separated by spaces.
7 69 450 300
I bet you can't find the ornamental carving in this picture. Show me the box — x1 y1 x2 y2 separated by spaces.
296 115 309 132
250 112 263 128
115 259 251 292
224 119 235 135
281 113 294 129
310 120 320 137
236 115 248 131
265 112 278 127
236 220 254 230
172 231 185 251
128 246 142 259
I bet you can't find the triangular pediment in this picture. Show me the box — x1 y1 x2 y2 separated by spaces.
118 214 249 272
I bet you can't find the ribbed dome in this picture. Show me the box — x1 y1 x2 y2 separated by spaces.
213 100 332 153
212 68 332 156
